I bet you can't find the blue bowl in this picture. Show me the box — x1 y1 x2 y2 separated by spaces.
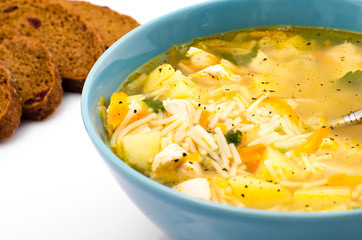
81 0 362 239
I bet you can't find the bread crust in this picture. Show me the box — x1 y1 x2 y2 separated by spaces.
0 0 105 92
0 65 22 141
59 0 140 48
21 43 63 120
0 26 63 120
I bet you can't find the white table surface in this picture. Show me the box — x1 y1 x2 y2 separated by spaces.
0 1 206 239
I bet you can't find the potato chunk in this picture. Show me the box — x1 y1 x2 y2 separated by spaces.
229 175 291 209
161 71 198 99
143 63 175 92
121 132 161 172
293 187 352 210
256 147 302 180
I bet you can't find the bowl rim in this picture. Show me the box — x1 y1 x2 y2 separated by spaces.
81 0 362 220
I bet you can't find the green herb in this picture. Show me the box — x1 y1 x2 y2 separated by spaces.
337 70 362 89
143 100 165 113
220 50 258 66
126 72 141 83
279 148 288 154
274 127 284 134
224 130 243 145
305 126 315 132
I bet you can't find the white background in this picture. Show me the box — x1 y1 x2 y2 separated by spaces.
0 1 206 239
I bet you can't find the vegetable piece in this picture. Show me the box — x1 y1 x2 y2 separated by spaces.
153 70 198 99
294 187 352 210
199 109 212 130
107 92 129 129
143 100 165 113
337 70 362 89
221 50 258 66
229 175 291 208
166 80 196 99
327 173 362 187
98 96 113 138
108 93 148 130
262 97 305 129
199 39 257 55
123 73 147 93
237 144 267 172
274 127 284 134
120 132 161 172
256 147 302 181
143 63 175 92
224 130 242 145
128 108 149 125
294 127 330 156
279 148 288 153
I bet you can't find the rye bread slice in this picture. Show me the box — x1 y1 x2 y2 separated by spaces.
0 64 21 141
0 26 63 120
58 0 140 48
0 0 105 92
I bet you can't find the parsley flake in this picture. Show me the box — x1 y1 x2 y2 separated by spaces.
143 100 165 113
224 130 243 145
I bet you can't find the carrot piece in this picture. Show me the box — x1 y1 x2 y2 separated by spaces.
108 92 128 129
327 173 362 187
294 127 330 156
199 109 212 130
128 108 149 125
238 144 267 172
263 97 305 129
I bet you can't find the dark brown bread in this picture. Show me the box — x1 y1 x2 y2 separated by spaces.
0 0 105 92
0 26 63 120
58 0 140 48
0 64 21 141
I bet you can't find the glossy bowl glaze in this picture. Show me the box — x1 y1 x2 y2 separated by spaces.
81 0 362 239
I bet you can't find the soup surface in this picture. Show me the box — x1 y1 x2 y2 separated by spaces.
100 26 362 212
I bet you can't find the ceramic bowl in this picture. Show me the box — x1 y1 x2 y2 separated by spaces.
81 0 362 239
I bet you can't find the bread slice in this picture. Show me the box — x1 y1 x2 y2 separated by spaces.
0 64 22 141
58 0 140 48
0 0 105 92
0 26 63 120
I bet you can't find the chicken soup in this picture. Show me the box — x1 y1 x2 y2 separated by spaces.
99 26 362 212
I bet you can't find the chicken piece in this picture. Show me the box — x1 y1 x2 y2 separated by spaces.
173 178 211 200
194 64 231 80
177 154 202 179
186 47 220 69
324 42 362 79
163 99 196 123
151 144 187 174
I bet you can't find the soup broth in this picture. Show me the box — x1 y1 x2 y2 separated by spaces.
100 26 362 212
